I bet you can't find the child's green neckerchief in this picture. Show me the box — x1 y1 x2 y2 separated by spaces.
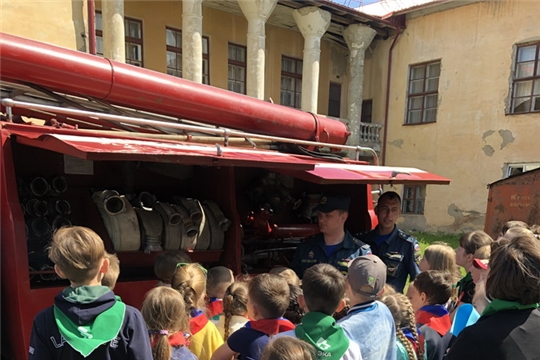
54 286 126 357
482 298 539 317
294 312 349 360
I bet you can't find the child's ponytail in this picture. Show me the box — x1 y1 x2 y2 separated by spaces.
222 281 249 340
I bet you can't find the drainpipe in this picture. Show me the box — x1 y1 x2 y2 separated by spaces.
88 0 96 55
381 28 402 165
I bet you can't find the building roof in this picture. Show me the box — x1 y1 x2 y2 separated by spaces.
357 0 453 18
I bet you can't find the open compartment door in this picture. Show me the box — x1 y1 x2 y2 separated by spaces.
275 163 450 185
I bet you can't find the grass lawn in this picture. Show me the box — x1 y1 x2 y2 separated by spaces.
405 231 465 290
411 231 461 254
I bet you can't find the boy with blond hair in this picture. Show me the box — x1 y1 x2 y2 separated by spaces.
101 252 120 290
274 263 362 360
29 226 152 359
211 273 295 360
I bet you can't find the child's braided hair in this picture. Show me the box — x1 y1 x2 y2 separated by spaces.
222 281 248 340
381 293 423 360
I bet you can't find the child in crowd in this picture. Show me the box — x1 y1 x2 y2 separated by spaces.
211 274 294 360
154 250 191 286
499 220 530 237
206 266 234 322
471 281 489 314
218 281 249 340
269 266 301 287
142 286 198 360
269 267 305 324
381 293 425 360
262 337 316 360
454 231 493 306
446 234 540 360
407 270 453 360
338 255 396 360
29 226 152 359
275 263 362 360
172 263 223 360
500 226 535 241
419 243 459 283
283 284 305 324
101 252 120 290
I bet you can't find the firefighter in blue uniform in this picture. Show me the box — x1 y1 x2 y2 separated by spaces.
291 196 371 278
357 191 421 293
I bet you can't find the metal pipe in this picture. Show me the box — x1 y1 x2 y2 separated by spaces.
0 32 349 145
77 129 274 147
2 98 379 164
88 0 97 55
382 29 402 166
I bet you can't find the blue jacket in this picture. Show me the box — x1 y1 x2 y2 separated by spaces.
358 225 421 293
292 230 371 278
29 289 153 360
338 300 397 360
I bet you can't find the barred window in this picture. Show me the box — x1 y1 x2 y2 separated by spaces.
403 185 426 214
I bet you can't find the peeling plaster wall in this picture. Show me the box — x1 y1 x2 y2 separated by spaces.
367 0 540 233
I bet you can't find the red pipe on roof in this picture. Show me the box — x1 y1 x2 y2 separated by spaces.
0 32 350 145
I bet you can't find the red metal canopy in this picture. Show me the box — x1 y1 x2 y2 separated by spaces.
4 124 450 185
6 125 318 170
276 163 451 185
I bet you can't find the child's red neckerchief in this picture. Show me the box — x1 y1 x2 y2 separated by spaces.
190 310 209 336
150 332 189 348
245 318 295 336
207 298 224 318
416 305 451 336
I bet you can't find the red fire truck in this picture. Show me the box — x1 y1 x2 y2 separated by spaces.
0 32 449 359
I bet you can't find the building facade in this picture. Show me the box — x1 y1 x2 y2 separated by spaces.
1 0 538 232
361 0 539 232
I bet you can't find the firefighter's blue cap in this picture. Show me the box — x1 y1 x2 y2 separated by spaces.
314 196 350 213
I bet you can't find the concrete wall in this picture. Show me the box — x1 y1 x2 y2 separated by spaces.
366 0 540 232
0 0 87 50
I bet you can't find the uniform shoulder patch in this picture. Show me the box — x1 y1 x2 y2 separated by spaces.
361 244 372 255
397 229 417 243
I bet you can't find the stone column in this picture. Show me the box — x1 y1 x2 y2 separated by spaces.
183 0 204 83
292 7 331 113
343 24 376 146
238 0 278 100
102 0 125 62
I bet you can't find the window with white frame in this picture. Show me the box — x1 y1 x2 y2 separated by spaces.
125 17 143 67
403 185 426 214
406 61 440 124
281 56 302 109
228 43 246 94
505 162 540 177
166 27 182 77
511 42 540 114
94 11 143 67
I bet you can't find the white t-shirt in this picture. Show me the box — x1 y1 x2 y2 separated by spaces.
273 329 363 360
215 314 248 339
